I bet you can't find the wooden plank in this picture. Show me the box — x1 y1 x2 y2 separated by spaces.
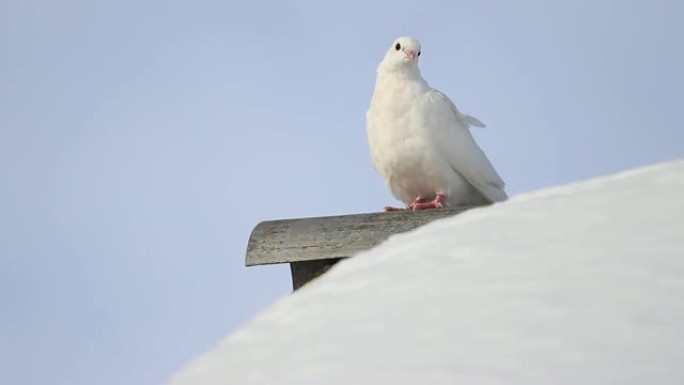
290 259 342 290
246 206 480 266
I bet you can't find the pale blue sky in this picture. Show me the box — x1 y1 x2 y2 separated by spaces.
1 1 682 384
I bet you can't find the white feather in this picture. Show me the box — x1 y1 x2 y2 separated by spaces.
462 114 486 128
366 37 507 207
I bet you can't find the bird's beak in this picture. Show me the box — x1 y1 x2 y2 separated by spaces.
404 50 417 61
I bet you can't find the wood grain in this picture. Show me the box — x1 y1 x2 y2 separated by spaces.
246 206 480 266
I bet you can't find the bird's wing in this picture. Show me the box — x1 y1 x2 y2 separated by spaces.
428 90 487 129
418 89 507 202
461 114 486 128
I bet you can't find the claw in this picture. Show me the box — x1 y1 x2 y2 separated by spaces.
384 206 406 212
384 193 446 212
409 193 446 211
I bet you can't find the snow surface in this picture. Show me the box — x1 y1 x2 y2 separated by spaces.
169 160 684 385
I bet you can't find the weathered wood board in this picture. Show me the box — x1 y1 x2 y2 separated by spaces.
290 259 342 290
246 206 479 266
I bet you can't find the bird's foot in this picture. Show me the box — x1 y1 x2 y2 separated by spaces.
384 194 445 212
409 193 445 211
384 196 428 212
384 206 406 212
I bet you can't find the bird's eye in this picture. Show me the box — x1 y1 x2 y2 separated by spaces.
418 51 421 56
395 43 401 51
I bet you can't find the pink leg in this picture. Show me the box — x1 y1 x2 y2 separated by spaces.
409 193 446 211
384 196 430 212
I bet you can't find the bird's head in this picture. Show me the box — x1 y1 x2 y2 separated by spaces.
379 36 422 72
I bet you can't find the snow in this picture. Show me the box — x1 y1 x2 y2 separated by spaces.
169 159 684 385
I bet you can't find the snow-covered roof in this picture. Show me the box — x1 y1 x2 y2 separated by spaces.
169 159 684 385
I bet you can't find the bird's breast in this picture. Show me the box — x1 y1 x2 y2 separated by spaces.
367 107 445 188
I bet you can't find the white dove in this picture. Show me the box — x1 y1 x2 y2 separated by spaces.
366 36 507 211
